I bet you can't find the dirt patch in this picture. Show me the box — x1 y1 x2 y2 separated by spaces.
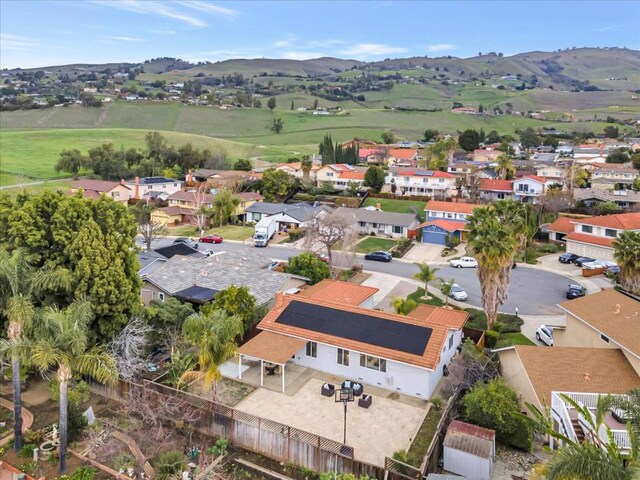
188 377 255 407
347 272 371 284
0 448 89 478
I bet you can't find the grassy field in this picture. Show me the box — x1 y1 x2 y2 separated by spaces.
356 237 396 253
363 198 426 216
167 224 253 241
0 178 73 192
495 332 535 348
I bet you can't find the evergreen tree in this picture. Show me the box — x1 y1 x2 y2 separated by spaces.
290 100 294 110
320 134 335 164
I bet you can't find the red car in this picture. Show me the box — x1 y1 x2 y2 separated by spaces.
199 235 223 244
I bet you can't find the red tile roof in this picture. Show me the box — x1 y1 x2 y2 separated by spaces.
478 179 513 192
564 232 615 248
258 294 467 370
389 149 418 160
407 304 468 330
577 213 640 230
394 169 457 179
298 279 378 306
547 216 583 235
425 200 484 214
517 175 546 184
418 219 469 232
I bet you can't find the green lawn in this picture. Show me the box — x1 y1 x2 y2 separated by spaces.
406 403 445 467
495 332 535 348
407 287 446 307
167 223 253 241
363 198 426 218
356 237 396 253
0 178 73 193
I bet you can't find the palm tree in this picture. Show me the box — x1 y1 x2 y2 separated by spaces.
440 278 456 306
390 296 417 315
212 188 241 228
413 262 440 298
0 249 70 451
30 299 118 473
496 153 515 180
301 155 313 183
180 309 243 397
467 207 517 330
613 231 640 295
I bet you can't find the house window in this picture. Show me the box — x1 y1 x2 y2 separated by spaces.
446 213 453 219
498 193 505 199
162 184 167 188
393 225 403 234
448 335 454 350
306 341 317 358
372 223 378 228
581 225 593 233
337 348 349 366
423 177 428 183
439 179 445 184
605 229 617 238
600 334 610 344
111 191 119 198
359 354 387 372
158 292 165 302
359 221 366 227
326 172 334 177
404 176 411 183
174 183 178 187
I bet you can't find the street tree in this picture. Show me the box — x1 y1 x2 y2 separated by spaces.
211 188 240 228
303 209 358 265
413 262 440 297
130 201 167 251
364 166 386 193
286 253 331 285
440 278 456 306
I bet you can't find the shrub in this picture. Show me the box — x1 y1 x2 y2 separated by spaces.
493 315 523 334
392 449 410 463
430 396 444 411
293 193 315 202
509 415 534 451
208 437 230 457
68 404 88 443
19 444 36 459
537 243 558 254
69 466 97 480
524 248 538 264
155 450 187 480
23 428 43 444
287 227 305 242
484 330 500 348
286 253 331 285
113 454 135 471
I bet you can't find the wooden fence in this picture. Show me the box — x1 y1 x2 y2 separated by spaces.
421 395 458 475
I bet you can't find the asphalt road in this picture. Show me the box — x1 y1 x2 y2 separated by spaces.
151 238 570 315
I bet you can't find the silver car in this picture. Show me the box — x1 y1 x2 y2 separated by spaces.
449 284 468 301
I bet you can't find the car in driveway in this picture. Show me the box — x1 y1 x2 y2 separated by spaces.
364 251 392 262
173 237 198 249
450 256 478 268
199 235 223 244
573 256 595 267
558 253 580 264
566 284 587 299
536 325 553 346
449 284 468 301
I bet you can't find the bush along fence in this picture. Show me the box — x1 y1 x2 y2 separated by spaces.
89 378 423 480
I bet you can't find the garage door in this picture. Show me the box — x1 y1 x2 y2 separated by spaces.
566 241 614 261
422 230 447 245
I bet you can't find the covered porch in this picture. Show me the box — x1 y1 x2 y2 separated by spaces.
236 332 307 393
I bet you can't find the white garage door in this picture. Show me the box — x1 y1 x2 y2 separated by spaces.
566 241 614 261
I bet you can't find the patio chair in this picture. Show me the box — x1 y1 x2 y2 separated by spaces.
358 394 372 409
321 383 335 397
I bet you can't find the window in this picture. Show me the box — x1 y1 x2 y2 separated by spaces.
600 334 610 344
446 213 453 219
359 221 366 227
372 223 378 228
306 341 317 358
497 193 505 199
337 348 349 366
404 176 411 182
326 172 333 177
359 354 386 372
174 183 178 187
162 184 167 188
605 229 617 238
581 225 593 233
423 177 428 183
393 225 403 234
439 178 445 184
448 335 454 350
158 292 165 302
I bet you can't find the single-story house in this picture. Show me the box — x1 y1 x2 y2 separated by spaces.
237 297 468 398
275 162 321 180
419 200 483 245
563 213 640 260
150 206 197 226
574 188 640 210
337 207 420 239
245 202 332 229
70 179 131 204
443 420 495 480
478 179 514 202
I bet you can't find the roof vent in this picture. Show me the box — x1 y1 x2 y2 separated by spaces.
584 373 591 382
614 304 621 314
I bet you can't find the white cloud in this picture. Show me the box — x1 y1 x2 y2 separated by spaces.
274 40 292 48
175 0 240 18
282 51 325 60
0 33 38 51
306 39 346 48
426 43 456 52
106 36 146 42
338 43 407 58
92 1 226 28
152 29 177 35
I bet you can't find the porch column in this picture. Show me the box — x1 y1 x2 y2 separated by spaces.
282 364 286 393
238 354 242 379
260 359 264 387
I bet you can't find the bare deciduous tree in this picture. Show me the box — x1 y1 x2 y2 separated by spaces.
542 189 574 214
139 221 168 252
191 185 212 236
304 209 359 267
441 339 500 398
108 318 151 382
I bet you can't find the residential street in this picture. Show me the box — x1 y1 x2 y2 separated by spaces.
152 238 572 315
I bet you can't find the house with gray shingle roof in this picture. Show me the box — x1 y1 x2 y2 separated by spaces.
140 250 307 306
336 207 420 239
245 202 333 228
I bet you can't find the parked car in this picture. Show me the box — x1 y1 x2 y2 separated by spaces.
199 235 223 244
449 256 478 268
536 325 554 346
202 249 215 257
173 237 198 249
582 260 617 270
558 253 580 264
607 265 621 275
364 251 392 262
566 284 587 299
572 256 595 267
316 253 330 263
449 284 468 301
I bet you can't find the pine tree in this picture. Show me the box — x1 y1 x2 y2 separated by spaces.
290 100 294 110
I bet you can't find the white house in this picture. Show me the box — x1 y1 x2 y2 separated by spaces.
535 165 566 188
275 162 321 180
384 167 458 198
316 164 367 190
125 176 183 200
588 164 639 189
236 291 468 398
443 420 495 480
512 175 546 203
563 213 640 260
337 207 421 239
420 200 484 245
244 202 332 229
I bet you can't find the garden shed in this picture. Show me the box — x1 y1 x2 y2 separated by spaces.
443 420 495 480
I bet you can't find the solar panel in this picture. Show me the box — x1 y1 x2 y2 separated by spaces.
415 170 434 177
277 301 432 356
140 177 174 185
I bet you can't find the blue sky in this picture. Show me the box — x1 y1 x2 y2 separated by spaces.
1 0 639 69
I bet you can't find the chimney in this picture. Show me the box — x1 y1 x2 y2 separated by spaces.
615 304 621 314
134 176 140 200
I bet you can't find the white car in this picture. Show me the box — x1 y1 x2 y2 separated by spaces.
449 284 468 301
536 325 554 346
449 256 478 268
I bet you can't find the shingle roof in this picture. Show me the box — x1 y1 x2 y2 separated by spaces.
478 179 513 192
425 200 484 215
72 179 129 192
512 346 640 406
573 189 640 204
341 207 419 227
444 420 495 458
565 232 615 248
298 279 378 306
559 289 640 357
257 294 467 370
246 202 330 222
157 206 194 216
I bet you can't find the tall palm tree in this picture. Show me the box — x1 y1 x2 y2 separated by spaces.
440 278 456 306
613 231 640 295
180 309 243 397
495 153 515 180
212 188 241 228
467 207 517 330
301 155 313 183
0 249 70 451
30 299 118 473
413 262 440 297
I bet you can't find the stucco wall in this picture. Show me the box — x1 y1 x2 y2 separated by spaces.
499 349 542 410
